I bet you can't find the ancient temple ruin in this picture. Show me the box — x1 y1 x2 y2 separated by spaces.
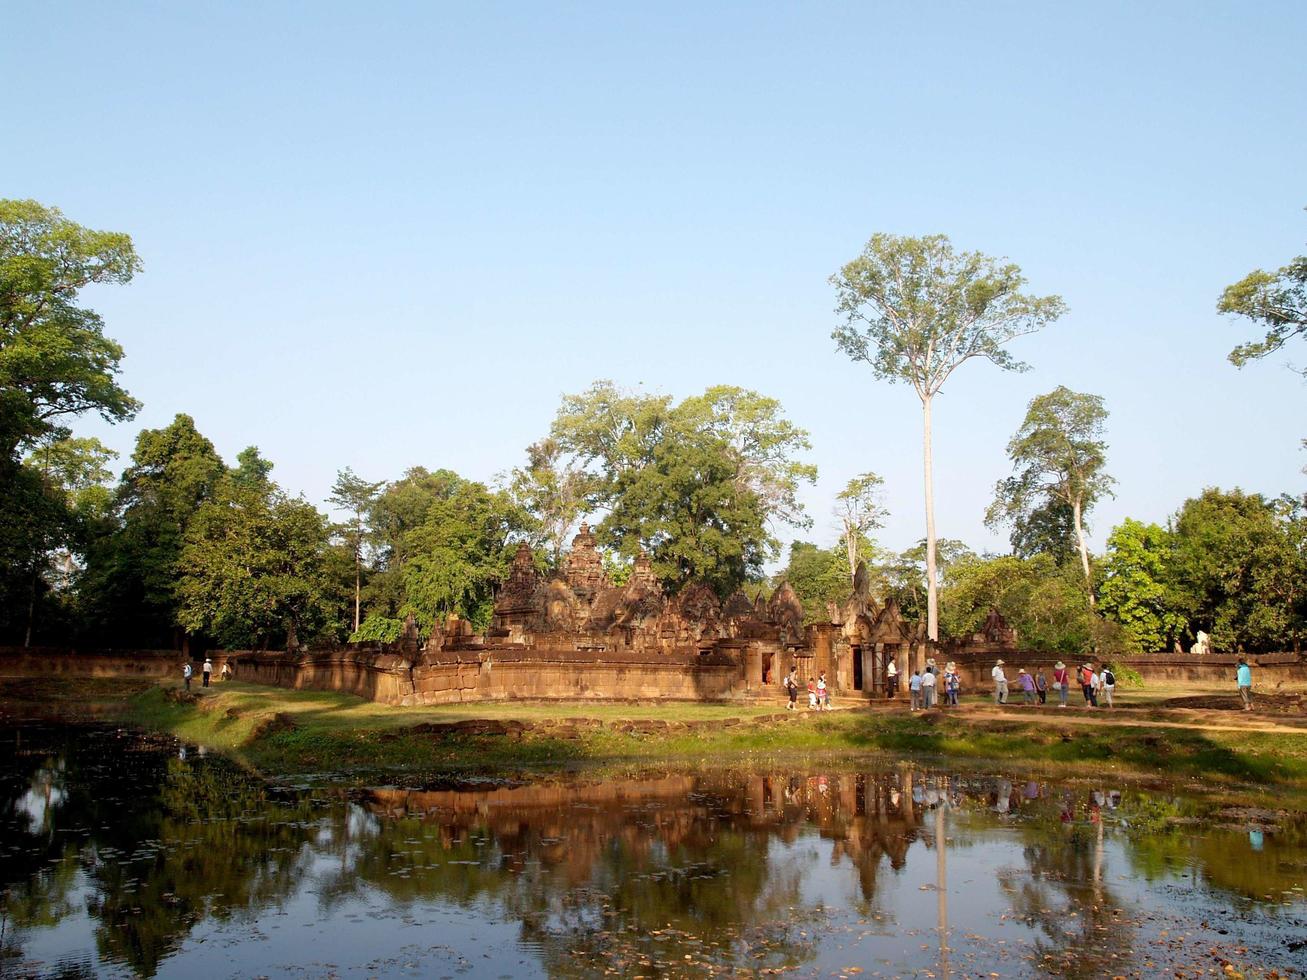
237 525 1011 705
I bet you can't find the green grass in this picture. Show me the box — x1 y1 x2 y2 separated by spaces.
108 679 1307 792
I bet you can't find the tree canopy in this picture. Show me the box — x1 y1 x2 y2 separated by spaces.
545 381 816 596
1220 213 1306 372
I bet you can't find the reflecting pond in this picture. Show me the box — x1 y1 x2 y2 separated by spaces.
1 724 1304 978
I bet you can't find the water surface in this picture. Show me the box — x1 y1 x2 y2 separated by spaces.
1 723 1303 978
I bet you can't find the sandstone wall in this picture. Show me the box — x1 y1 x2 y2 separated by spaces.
229 646 747 706
0 646 233 679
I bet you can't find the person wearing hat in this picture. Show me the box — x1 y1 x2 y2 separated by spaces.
1079 663 1097 707
1016 668 1034 704
944 662 960 706
991 659 1008 704
1052 661 1069 707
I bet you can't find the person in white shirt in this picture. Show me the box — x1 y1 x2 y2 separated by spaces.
886 660 899 699
992 660 1008 704
920 668 936 709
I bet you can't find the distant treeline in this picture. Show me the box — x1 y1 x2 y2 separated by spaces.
2 200 1303 655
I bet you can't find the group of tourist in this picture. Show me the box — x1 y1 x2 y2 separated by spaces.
990 659 1117 707
783 667 832 711
902 659 962 711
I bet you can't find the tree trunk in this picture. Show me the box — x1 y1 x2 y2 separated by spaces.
922 395 939 642
1071 497 1096 608
23 564 37 648
353 544 361 633
844 518 858 582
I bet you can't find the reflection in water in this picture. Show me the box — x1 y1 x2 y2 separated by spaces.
0 724 1303 979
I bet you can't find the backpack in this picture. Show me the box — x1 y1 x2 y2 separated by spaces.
1103 669 1115 687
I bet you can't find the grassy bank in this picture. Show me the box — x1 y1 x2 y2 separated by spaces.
102 679 1307 790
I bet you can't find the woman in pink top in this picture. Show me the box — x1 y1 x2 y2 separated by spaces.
1052 661 1070 707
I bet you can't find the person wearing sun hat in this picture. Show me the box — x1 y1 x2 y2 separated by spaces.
1052 661 1069 707
991 659 1008 704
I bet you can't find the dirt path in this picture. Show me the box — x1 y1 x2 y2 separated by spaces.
928 702 1307 736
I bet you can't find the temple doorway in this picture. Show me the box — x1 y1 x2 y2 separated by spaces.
852 645 864 690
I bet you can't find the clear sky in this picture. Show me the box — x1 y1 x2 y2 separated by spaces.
5 1 1305 561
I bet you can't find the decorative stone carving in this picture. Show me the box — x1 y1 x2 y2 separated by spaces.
564 523 608 598
768 582 805 645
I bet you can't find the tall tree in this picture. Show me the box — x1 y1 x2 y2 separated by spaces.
328 467 383 632
548 381 816 595
82 414 225 646
0 200 141 457
831 233 1065 640
986 386 1114 604
1220 213 1306 373
834 472 887 581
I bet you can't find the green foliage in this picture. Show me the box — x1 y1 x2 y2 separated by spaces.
1168 488 1306 651
79 414 226 646
349 612 403 644
1098 518 1186 652
938 552 1103 654
547 381 816 595
328 466 384 631
1007 499 1078 564
1107 661 1145 689
1219 211 1306 372
367 467 532 632
773 541 855 624
987 386 1113 589
883 538 972 626
0 200 141 457
830 234 1068 395
176 473 336 648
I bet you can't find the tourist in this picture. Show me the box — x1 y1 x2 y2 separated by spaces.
992 660 1008 704
1236 656 1253 711
1035 667 1048 705
182 661 192 691
1080 663 1096 707
1053 661 1069 707
886 659 898 699
909 670 923 711
925 657 937 676
783 666 799 711
1100 664 1116 707
944 662 960 706
921 667 936 709
807 677 818 710
817 671 830 710
220 660 232 681
202 657 213 688
1018 668 1036 704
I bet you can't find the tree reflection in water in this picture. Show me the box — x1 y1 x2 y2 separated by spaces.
2 723 1304 979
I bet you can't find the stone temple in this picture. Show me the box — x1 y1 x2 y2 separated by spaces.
239 524 994 705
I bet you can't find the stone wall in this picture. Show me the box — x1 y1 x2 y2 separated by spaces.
230 645 747 706
0 646 233 679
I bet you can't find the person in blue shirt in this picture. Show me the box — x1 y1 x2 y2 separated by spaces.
1236 657 1253 711
909 670 923 711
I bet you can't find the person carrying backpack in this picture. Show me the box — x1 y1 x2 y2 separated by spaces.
182 661 193 691
783 666 799 711
1101 666 1116 708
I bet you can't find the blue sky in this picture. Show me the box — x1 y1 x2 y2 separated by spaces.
5 1 1304 560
